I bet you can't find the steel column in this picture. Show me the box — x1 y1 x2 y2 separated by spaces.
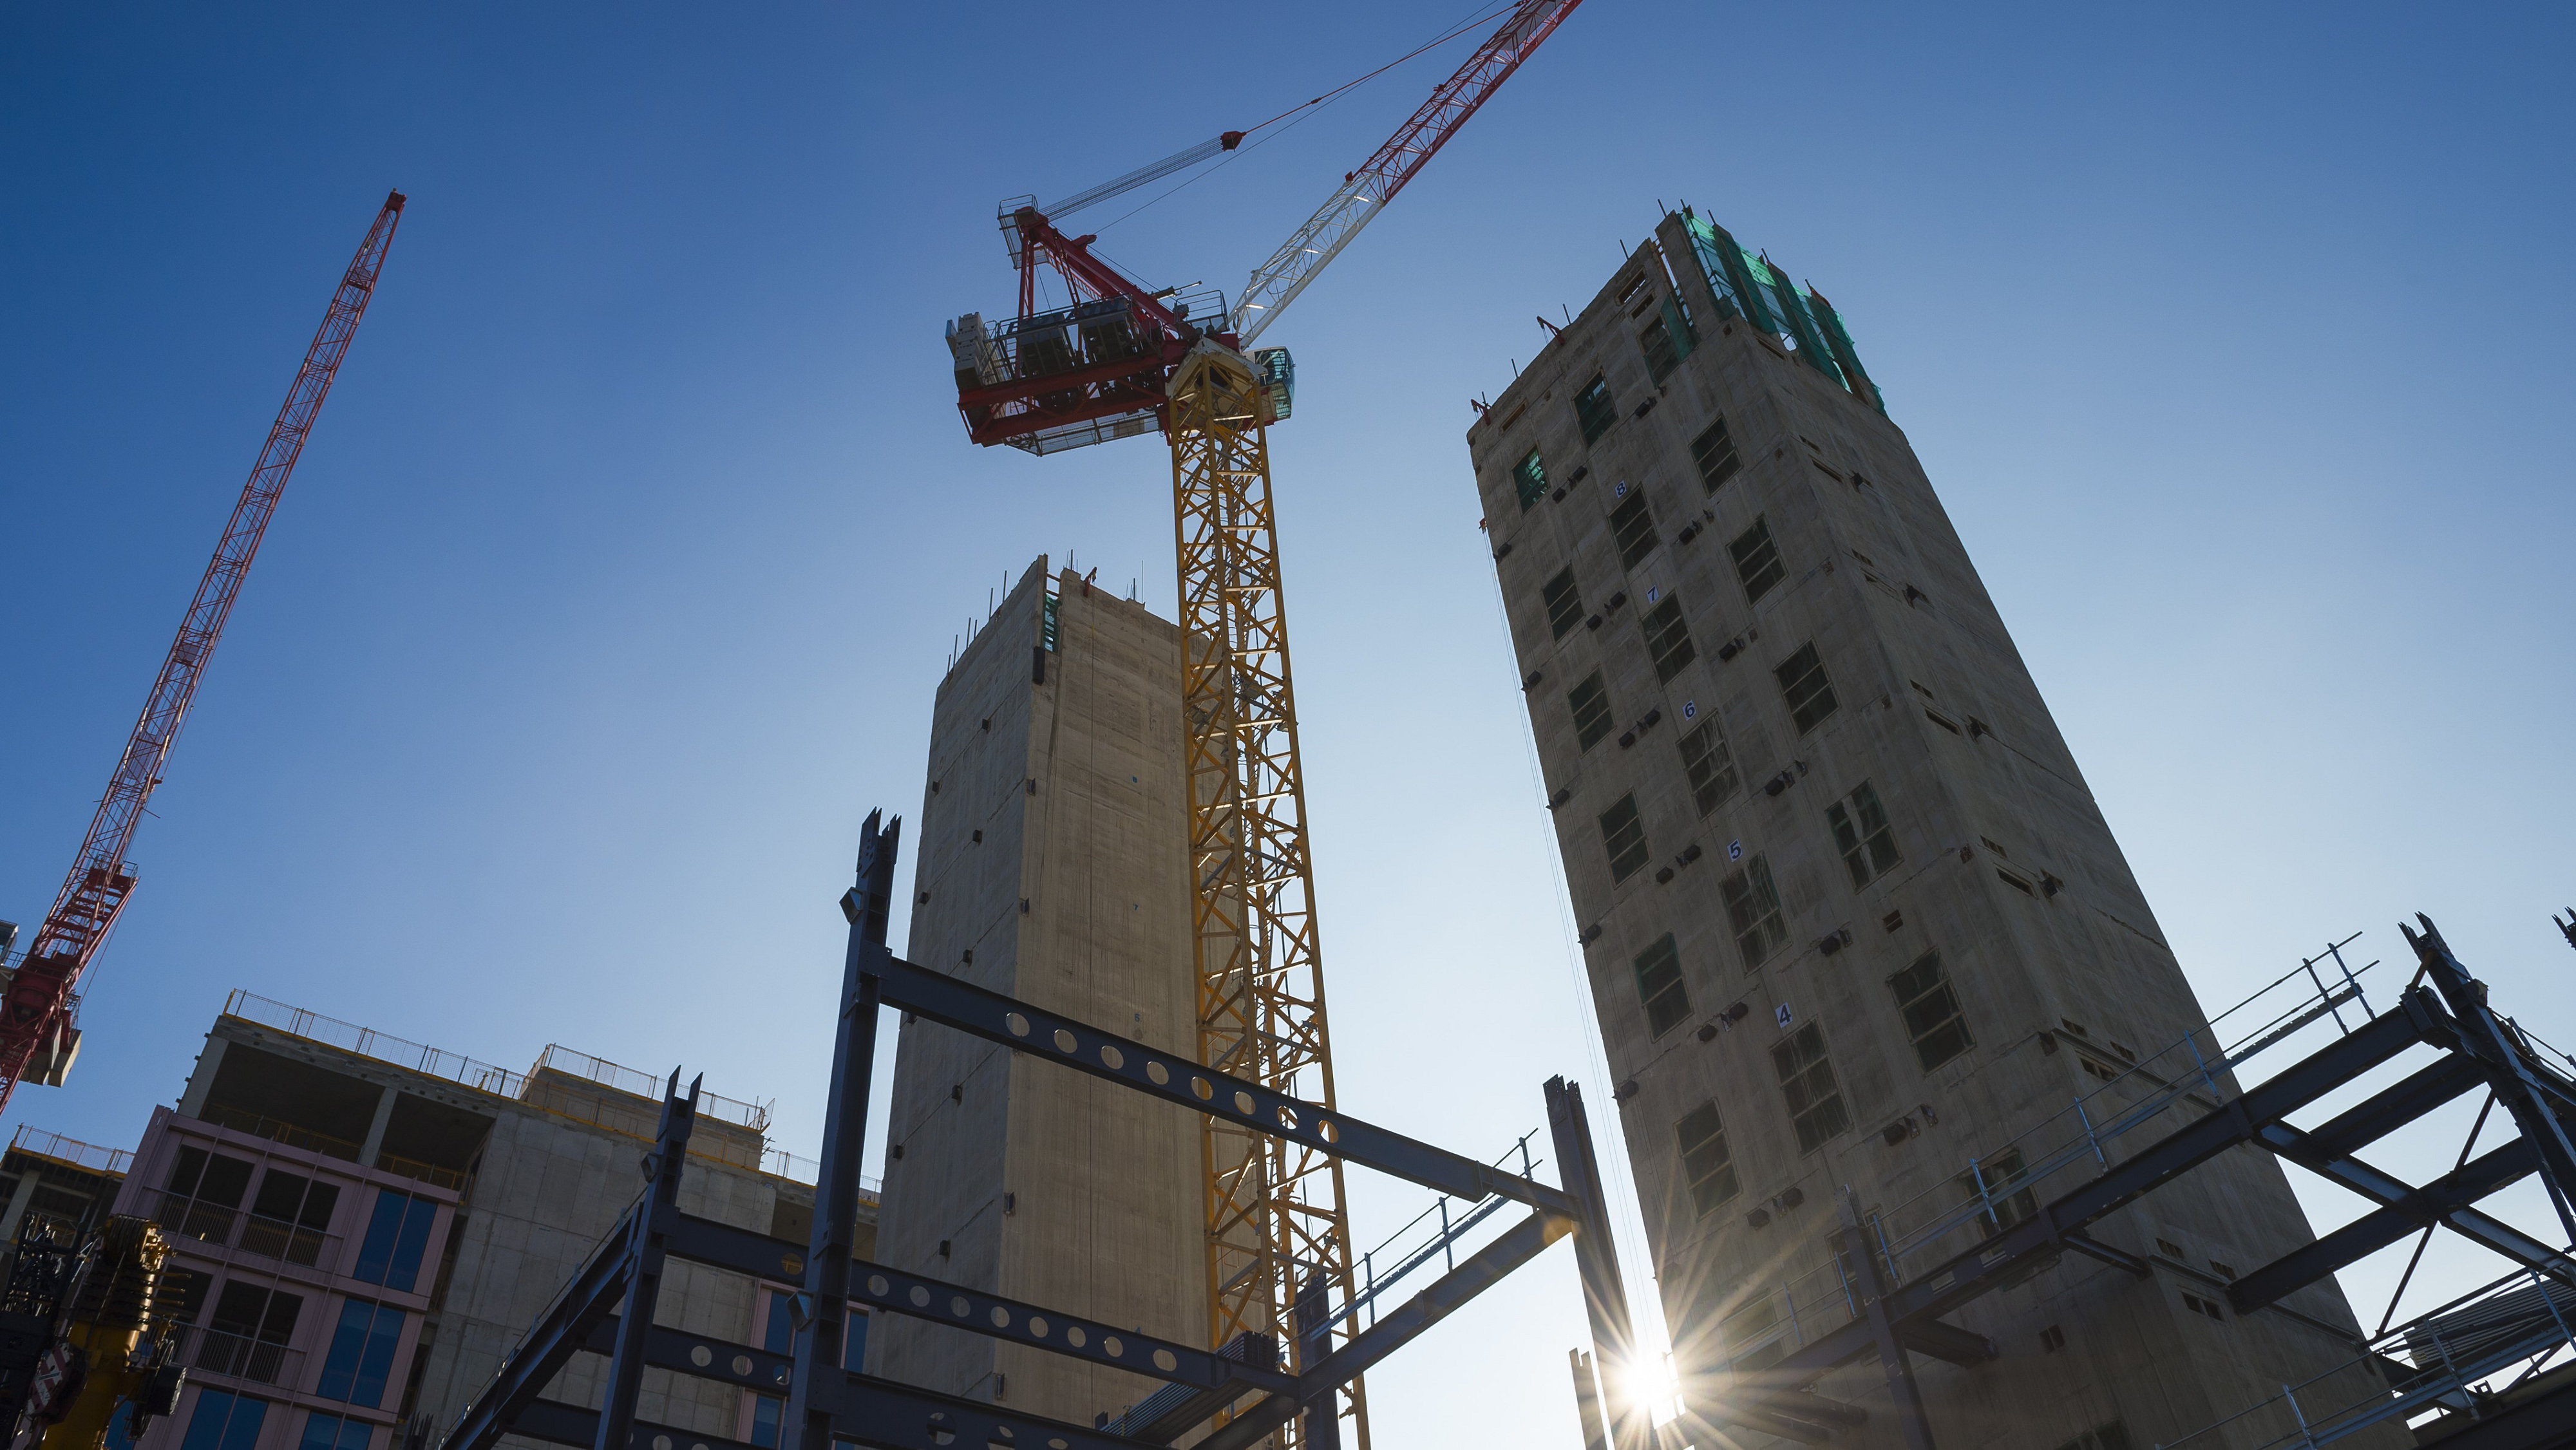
786 809 898 1449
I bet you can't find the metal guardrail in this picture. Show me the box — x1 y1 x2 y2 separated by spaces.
223 991 528 1098
155 1189 343 1272
532 1045 770 1133
8 1124 133 1176
171 1323 307 1389
2158 1264 2576 1449
1723 938 2389 1371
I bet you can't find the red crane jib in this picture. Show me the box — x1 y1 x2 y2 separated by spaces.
0 191 406 1108
954 209 1233 449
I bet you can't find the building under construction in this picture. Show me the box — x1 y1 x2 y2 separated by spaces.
1467 208 2576 1450
26 997 873 1450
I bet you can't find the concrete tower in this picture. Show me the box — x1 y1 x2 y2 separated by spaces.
1468 211 2393 1449
871 558 1209 1429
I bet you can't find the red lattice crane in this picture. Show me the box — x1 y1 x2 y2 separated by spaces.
0 191 406 1111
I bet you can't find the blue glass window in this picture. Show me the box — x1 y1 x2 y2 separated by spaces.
179 1390 268 1450
316 1300 406 1406
762 1293 793 1354
351 1191 438 1293
299 1411 374 1450
748 1397 782 1449
843 1309 866 1371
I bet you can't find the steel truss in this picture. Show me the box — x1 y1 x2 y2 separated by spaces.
1692 917 2576 1450
441 812 1653 1450
1166 344 1363 1446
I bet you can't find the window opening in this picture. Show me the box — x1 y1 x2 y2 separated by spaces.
1609 489 1657 567
1775 643 1839 733
1641 596 1695 682
298 1413 374 1450
353 1189 440 1293
1599 794 1649 882
316 1300 406 1407
1633 934 1691 1037
206 1281 303 1384
1543 567 1584 639
1889 950 1973 1071
1826 782 1900 887
1729 516 1785 601
1678 717 1739 814
1770 1023 1850 1152
1721 856 1788 970
1514 449 1546 510
1569 671 1615 751
180 1390 270 1450
1575 377 1616 442
1676 1102 1740 1215
1690 418 1741 492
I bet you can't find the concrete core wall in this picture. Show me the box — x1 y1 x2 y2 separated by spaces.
1466 214 2399 1450
872 559 1206 1429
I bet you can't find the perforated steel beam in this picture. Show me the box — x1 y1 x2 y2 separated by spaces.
872 953 1570 1215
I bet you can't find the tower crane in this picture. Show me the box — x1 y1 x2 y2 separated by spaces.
942 6 1582 1445
0 191 405 1112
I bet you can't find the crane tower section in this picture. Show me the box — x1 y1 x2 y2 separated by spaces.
0 191 404 1110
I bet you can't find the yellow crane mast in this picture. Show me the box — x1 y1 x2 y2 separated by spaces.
943 8 1586 1444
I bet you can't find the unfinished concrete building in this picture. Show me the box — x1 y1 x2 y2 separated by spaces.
1468 210 2395 1449
871 558 1207 1431
98 995 870 1450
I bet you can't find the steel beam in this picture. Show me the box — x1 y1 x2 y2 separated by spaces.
1896 1317 1997 1367
1766 999 2432 1383
2257 1124 2576 1284
788 811 896 1447
515 1378 1168 1450
443 1220 631 1450
598 1077 698 1450
1195 1211 1569 1450
1548 1076 1645 1450
872 952 1573 1215
658 1212 1278 1398
2409 917 2576 1245
2230 1140 2540 1312
2301 1054 2487 1160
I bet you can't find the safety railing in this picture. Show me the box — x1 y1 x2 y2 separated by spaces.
172 1323 307 1388
199 1103 364 1163
531 1045 770 1133
2157 1263 2576 1448
223 990 527 1098
1347 1127 1549 1328
154 1189 344 1273
755 1147 881 1199
8 1125 133 1176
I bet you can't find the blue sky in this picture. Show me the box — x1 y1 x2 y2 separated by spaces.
5 2 2571 1443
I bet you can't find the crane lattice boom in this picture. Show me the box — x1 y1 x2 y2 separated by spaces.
940 12 1583 1445
1230 0 1584 344
0 191 405 1109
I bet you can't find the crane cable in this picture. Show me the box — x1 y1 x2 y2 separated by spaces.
1086 0 1518 241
